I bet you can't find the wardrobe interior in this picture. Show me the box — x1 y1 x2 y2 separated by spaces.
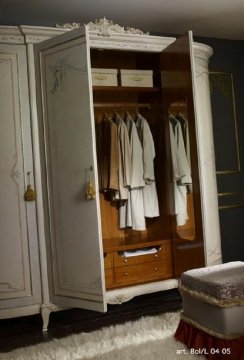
90 47 205 289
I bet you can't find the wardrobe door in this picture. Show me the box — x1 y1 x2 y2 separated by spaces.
0 45 41 311
35 27 106 311
161 32 205 276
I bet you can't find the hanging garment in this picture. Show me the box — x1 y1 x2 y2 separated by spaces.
120 112 146 231
176 112 192 193
169 115 192 226
114 112 132 200
136 113 159 218
96 115 119 194
176 113 191 168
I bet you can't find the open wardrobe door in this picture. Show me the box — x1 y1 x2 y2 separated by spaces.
34 26 106 311
160 31 205 277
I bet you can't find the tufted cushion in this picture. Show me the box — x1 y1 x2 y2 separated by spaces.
181 261 244 300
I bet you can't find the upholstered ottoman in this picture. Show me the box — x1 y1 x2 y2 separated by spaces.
175 262 244 359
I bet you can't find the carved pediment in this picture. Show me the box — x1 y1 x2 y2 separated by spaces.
87 17 149 36
57 17 149 37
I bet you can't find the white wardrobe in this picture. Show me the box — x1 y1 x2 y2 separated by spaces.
0 19 222 330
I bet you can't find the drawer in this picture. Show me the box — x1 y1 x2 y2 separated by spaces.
104 252 113 269
114 244 171 267
120 69 153 87
114 260 173 286
105 268 114 287
92 68 118 86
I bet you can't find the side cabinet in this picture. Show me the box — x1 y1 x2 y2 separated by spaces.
0 43 42 317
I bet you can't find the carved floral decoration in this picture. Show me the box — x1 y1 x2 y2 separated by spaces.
56 17 149 37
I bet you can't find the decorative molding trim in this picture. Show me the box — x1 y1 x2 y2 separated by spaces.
56 23 81 30
219 204 244 210
0 282 20 292
218 191 244 197
0 304 40 319
210 72 241 174
0 20 213 62
19 25 69 44
86 17 149 37
0 26 24 44
106 279 178 305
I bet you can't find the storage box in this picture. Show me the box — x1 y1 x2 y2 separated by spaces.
120 69 153 87
91 68 118 86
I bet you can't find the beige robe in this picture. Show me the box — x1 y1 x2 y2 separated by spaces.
136 113 159 218
114 113 132 200
169 115 192 226
120 113 146 230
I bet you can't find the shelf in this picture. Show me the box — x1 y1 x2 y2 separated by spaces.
93 86 161 92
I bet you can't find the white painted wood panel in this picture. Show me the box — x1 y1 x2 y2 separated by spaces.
35 28 106 311
0 45 41 309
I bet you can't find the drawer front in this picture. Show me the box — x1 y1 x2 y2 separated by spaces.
104 252 113 269
114 244 171 267
114 260 173 286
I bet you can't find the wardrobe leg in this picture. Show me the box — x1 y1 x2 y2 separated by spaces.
41 304 51 332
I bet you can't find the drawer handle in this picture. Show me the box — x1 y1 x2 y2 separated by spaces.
154 267 158 271
125 272 129 276
130 76 143 81
94 75 107 80
154 254 158 258
124 259 128 263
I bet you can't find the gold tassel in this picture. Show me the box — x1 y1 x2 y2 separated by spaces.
24 184 37 201
85 166 96 199
85 180 96 199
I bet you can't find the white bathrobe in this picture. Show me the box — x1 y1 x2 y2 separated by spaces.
120 113 146 230
169 115 192 226
136 113 159 218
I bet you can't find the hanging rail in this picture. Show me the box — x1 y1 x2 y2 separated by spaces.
94 103 151 109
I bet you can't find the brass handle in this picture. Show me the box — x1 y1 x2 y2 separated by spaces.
154 254 158 258
24 172 37 201
124 272 129 276
124 259 128 263
94 75 107 80
154 267 158 271
130 76 143 81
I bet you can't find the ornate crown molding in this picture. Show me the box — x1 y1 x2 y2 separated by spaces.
56 22 81 30
86 17 149 36
56 17 149 36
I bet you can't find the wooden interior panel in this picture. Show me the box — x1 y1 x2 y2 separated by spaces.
91 42 205 286
92 49 172 253
105 268 114 287
104 252 113 269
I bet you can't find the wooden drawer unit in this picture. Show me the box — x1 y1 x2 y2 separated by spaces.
114 260 172 286
105 268 114 287
104 252 113 269
113 243 171 267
